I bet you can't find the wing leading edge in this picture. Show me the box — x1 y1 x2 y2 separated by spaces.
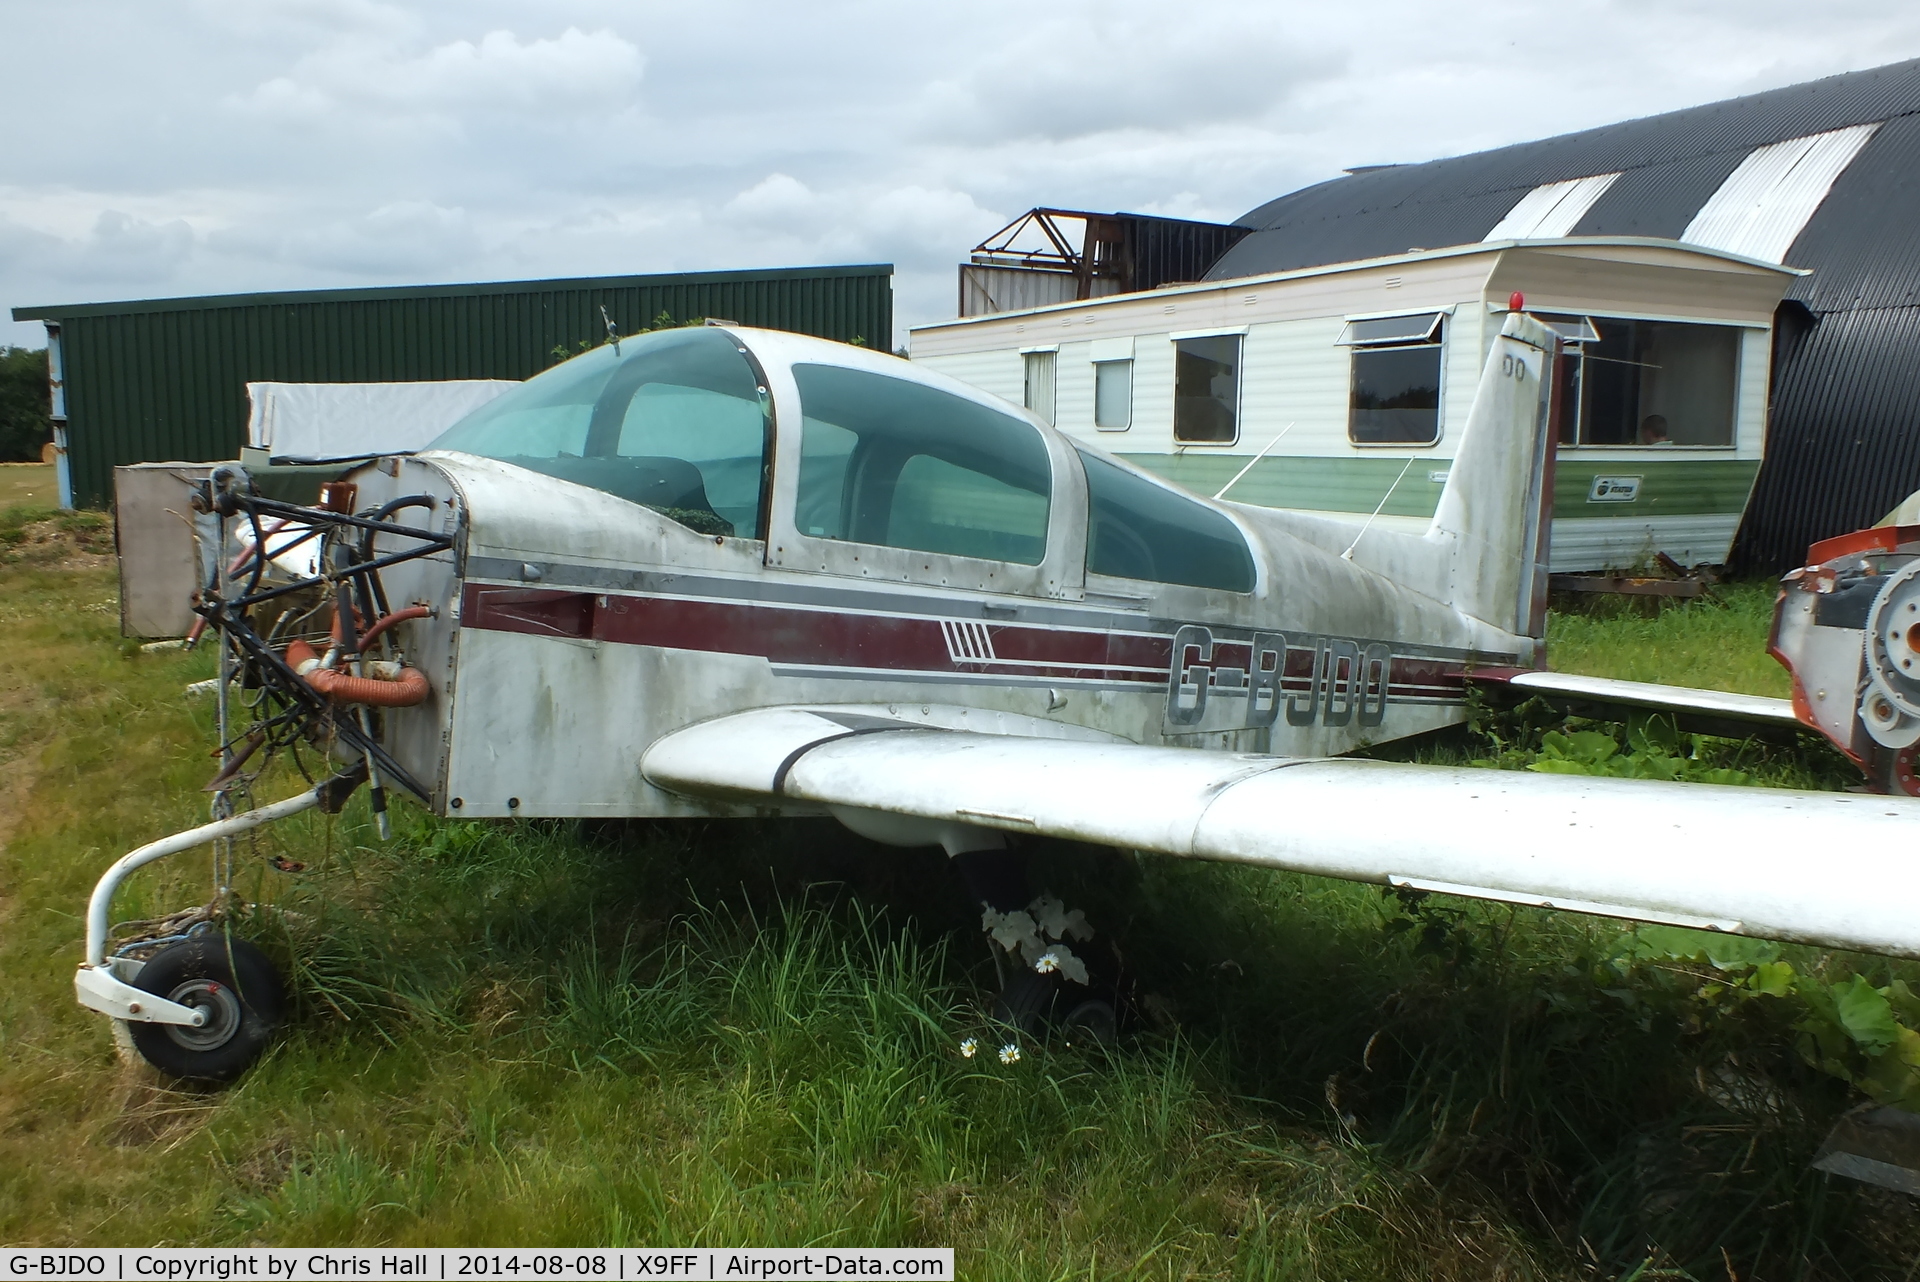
643 706 1920 959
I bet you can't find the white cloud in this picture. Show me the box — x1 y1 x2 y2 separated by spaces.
724 173 818 226
231 25 644 121
210 200 481 277
912 4 1336 144
5 0 1920 348
718 174 1003 280
0 211 198 292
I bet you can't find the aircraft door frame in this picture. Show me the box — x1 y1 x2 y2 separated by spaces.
749 334 1088 601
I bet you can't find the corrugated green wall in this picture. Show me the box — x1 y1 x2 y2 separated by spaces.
14 264 892 507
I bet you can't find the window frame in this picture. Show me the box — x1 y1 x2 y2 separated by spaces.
1171 329 1245 447
1093 358 1133 431
1022 347 1058 425
1340 311 1448 449
757 341 1088 600
1337 312 1445 347
1541 310 1748 452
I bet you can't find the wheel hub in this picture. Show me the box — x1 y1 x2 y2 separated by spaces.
1865 561 1920 718
161 979 243 1051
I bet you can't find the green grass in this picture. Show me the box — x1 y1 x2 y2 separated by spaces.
1545 582 1791 697
0 462 56 512
3 532 1917 1276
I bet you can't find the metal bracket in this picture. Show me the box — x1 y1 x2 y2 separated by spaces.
84 786 324 968
75 960 207 1027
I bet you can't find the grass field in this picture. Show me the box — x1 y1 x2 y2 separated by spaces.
2 497 1916 1278
0 462 57 512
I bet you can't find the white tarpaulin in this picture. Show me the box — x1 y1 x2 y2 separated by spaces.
246 380 517 462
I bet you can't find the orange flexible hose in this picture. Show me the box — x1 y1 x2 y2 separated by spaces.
285 637 430 707
355 605 433 652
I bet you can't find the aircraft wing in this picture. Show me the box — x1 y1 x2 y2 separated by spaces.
1467 668 1807 742
643 705 1920 959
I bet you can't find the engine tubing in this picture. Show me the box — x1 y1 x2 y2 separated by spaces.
285 637 429 707
354 605 433 653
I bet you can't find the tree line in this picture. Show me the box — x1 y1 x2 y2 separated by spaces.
0 346 52 462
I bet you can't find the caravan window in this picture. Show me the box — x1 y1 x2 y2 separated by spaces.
1173 335 1241 444
1023 350 1057 424
429 327 770 537
1342 312 1444 446
794 364 1052 565
1094 360 1133 430
1545 315 1739 447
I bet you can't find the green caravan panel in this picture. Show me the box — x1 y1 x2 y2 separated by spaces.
1117 452 1763 524
1119 453 1449 519
1553 457 1762 517
16 264 893 508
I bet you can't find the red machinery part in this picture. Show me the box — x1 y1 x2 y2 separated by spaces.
353 605 432 652
285 637 429 707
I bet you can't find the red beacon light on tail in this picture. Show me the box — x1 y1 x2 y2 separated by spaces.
1510 291 1526 312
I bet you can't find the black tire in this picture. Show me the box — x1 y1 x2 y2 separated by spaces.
1061 998 1118 1047
993 971 1120 1048
126 937 283 1083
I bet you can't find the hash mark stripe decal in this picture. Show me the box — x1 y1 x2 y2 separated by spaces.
465 557 1496 666
462 584 1481 703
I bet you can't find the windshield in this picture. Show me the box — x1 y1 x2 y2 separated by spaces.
429 327 770 538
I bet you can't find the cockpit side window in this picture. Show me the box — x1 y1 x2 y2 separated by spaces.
792 363 1052 565
1078 447 1256 592
429 328 770 538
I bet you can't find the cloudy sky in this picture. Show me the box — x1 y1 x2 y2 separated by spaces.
4 0 1920 349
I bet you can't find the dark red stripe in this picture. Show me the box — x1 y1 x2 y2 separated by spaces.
462 583 1471 697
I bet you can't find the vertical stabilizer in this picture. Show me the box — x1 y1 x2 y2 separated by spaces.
1425 312 1558 637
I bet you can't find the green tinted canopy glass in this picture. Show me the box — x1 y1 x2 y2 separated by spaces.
430 327 770 537
1079 448 1256 592
793 363 1052 565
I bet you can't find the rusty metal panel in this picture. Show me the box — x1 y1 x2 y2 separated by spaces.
14 264 892 508
960 264 1084 317
113 463 211 637
961 210 1248 317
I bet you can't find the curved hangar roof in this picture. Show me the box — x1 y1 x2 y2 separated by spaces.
1207 58 1920 308
1204 59 1920 573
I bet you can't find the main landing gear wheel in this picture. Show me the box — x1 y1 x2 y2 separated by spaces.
992 969 1059 1038
992 970 1118 1047
126 937 284 1083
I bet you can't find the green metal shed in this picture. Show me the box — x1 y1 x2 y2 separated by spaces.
12 263 893 508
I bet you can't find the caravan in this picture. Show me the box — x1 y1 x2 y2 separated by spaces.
910 238 1796 573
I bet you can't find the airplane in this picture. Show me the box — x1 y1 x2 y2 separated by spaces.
70 306 1920 1095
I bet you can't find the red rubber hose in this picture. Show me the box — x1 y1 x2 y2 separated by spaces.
355 605 433 652
285 637 429 707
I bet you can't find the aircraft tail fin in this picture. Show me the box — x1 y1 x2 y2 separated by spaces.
1425 311 1559 639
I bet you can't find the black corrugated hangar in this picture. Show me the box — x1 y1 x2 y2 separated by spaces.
1197 58 1920 574
11 263 893 509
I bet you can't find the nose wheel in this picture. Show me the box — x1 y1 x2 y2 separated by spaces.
124 937 284 1082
